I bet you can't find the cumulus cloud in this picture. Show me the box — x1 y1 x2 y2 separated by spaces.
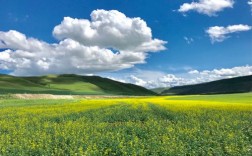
130 75 150 87
165 66 252 87
188 70 199 74
158 74 185 86
249 0 252 13
127 73 194 88
187 65 252 83
206 24 251 43
53 10 166 52
249 0 252 6
0 10 167 76
107 66 252 88
178 0 234 16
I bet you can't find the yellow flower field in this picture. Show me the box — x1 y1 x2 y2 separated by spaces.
0 93 251 155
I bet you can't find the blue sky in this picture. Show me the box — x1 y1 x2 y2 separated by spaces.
0 0 251 88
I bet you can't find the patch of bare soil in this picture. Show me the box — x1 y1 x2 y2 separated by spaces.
12 94 137 99
14 94 74 99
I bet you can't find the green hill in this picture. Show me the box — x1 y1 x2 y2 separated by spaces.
150 87 170 94
0 74 156 96
161 75 252 95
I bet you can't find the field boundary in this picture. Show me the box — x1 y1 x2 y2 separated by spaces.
11 94 140 99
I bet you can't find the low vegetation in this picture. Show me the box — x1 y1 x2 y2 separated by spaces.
0 74 156 96
150 87 170 94
162 75 252 95
0 93 251 155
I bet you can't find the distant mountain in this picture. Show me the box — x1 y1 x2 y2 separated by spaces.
161 75 252 95
150 87 170 94
0 74 156 96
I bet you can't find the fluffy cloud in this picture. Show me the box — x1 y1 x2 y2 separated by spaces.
178 0 234 16
130 75 150 87
127 74 192 88
0 10 166 76
107 66 252 88
53 10 166 52
187 65 252 83
188 70 199 74
249 0 252 6
249 0 252 13
206 24 251 43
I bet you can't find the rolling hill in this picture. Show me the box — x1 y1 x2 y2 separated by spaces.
161 75 252 95
0 74 156 96
150 87 170 94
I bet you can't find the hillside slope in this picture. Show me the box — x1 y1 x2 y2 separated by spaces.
150 87 170 94
0 74 156 96
161 75 252 95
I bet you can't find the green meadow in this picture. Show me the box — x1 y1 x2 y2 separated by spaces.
0 74 156 96
0 93 251 155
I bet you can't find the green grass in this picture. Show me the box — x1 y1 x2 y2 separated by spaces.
0 93 251 155
167 93 252 104
0 74 156 95
162 75 252 95
48 82 105 94
150 87 170 94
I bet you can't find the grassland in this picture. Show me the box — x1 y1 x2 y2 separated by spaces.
162 75 252 95
0 93 251 155
0 74 156 96
150 87 170 94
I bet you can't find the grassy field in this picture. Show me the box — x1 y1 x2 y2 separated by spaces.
0 74 156 96
0 93 251 155
162 75 252 95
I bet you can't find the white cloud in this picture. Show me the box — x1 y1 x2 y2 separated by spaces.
101 69 168 88
0 10 167 76
130 75 149 87
188 70 199 74
128 73 192 88
178 0 234 16
158 74 185 86
249 0 252 13
206 24 251 43
187 65 252 83
53 10 166 52
249 0 252 5
184 37 194 44
104 66 252 88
